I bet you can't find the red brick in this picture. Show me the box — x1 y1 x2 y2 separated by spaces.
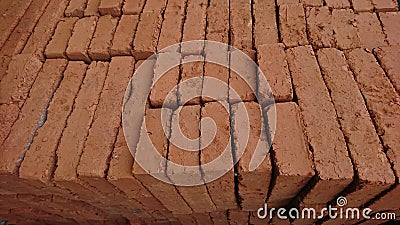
0 1 14 16
253 0 278 47
65 0 86 17
351 0 374 12
178 55 203 105
84 0 101 16
355 13 387 49
249 212 265 225
133 108 192 214
206 0 229 43
301 0 323 6
66 16 98 62
99 0 123 16
368 186 400 211
331 9 361 50
230 0 253 51
379 12 400 46
305 7 335 48
277 0 299 5
200 102 237 210
123 0 145 15
285 46 353 205
325 0 350 8
142 0 167 13
165 0 186 13
0 56 11 82
371 0 398 12
175 214 197 225
157 10 185 52
202 54 229 103
149 52 180 108
88 15 119 60
257 44 293 104
111 15 139 56
167 105 216 213
0 104 19 147
132 12 163 59
193 213 214 225
374 46 400 94
181 0 207 55
228 210 249 225
279 4 308 48
45 17 79 59
209 211 229 225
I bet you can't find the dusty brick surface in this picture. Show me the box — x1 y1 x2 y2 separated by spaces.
301 0 323 6
123 0 145 15
325 0 350 8
181 0 207 55
0 104 19 148
374 46 400 94
0 56 11 82
279 4 308 48
206 0 229 44
351 0 374 12
305 7 335 48
331 9 361 50
193 213 214 224
210 211 229 225
253 0 278 47
110 15 139 56
230 0 252 51
379 12 400 46
132 12 163 59
99 0 123 16
142 0 167 13
178 55 204 105
356 12 387 49
165 0 186 13
84 0 101 16
229 210 248 225
45 17 78 59
66 16 98 62
371 0 398 12
157 10 184 52
65 0 86 17
88 15 119 60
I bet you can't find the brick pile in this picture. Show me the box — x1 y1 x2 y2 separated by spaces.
0 0 400 224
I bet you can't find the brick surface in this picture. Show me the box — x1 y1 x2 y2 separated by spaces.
233 102 272 211
45 17 78 59
374 46 400 94
379 12 400 46
193 213 214 224
355 12 387 49
178 55 203 105
110 15 139 56
305 7 335 48
206 0 228 43
285 46 353 205
157 9 185 52
371 0 398 12
132 12 163 59
181 0 207 55
210 211 229 225
257 44 293 104
229 210 249 225
301 0 323 6
84 0 101 16
331 9 361 50
0 104 19 147
253 0 278 47
88 15 119 60
230 0 253 51
142 0 167 13
351 0 374 12
317 48 395 207
123 0 145 15
99 0 123 16
65 0 86 17
0 56 11 82
279 4 308 48
165 0 186 13
66 16 98 62
325 0 350 8
176 214 197 225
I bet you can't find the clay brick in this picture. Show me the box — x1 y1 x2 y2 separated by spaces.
99 0 123 16
229 210 249 225
371 0 398 12
88 15 119 61
45 17 78 59
305 7 335 48
351 0 374 12
22 0 69 56
200 102 237 210
206 0 229 43
346 48 400 196
165 0 186 13
132 12 163 59
193 213 214 224
230 0 253 51
355 13 387 49
65 0 87 17
181 0 207 55
379 12 400 46
19 61 86 185
300 0 323 6
0 56 11 82
123 0 145 15
374 46 400 94
110 15 139 56
253 0 278 47
66 16 98 62
0 59 67 181
368 186 400 211
285 46 353 205
157 10 185 52
279 4 308 48
84 0 101 16
178 55 203 105
0 0 50 56
277 0 299 6
0 104 19 147
167 105 216 213
249 212 265 225
0 1 14 16
133 108 192 214
175 214 197 225
257 44 293 105
210 211 229 225
143 0 167 13
149 52 180 108
266 103 314 208
331 9 361 50
325 0 350 8
232 102 272 211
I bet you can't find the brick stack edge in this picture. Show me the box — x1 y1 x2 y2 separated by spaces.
0 0 399 224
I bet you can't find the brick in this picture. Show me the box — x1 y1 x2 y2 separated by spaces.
176 214 197 225
305 7 335 48
22 0 69 56
277 0 299 5
19 61 86 185
99 0 123 16
229 210 249 225
45 17 79 59
257 44 293 105
149 52 180 108
84 0 101 16
351 0 373 12
133 108 192 214
300 0 323 6
279 4 308 48
379 12 400 46
66 16 98 62
0 104 19 147
230 0 253 51
266 103 314 208
371 0 398 12
132 12 163 59
0 1 14 16
157 10 185 52
331 9 361 50
181 0 207 55
0 56 11 82
346 48 400 194
178 55 203 105
249 212 265 225
210 211 229 225
193 213 214 224
65 0 87 17
232 102 271 211
165 0 186 13
368 186 400 211
110 15 139 56
142 0 167 13
325 0 350 8
253 0 278 47
285 46 353 205
355 13 387 49
206 0 229 43
0 59 67 182
374 46 400 94
200 102 237 210
123 0 145 15
88 15 119 61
